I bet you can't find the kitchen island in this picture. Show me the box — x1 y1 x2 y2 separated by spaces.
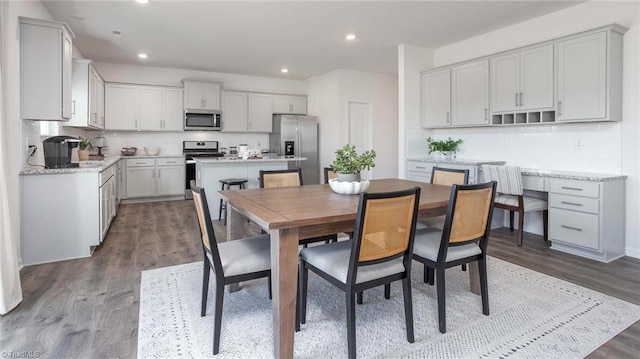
195 156 307 220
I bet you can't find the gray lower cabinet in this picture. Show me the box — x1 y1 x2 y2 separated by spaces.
125 158 184 200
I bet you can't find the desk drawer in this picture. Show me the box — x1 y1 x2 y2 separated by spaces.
550 208 599 250
550 179 599 198
126 158 155 167
407 161 433 173
550 194 599 214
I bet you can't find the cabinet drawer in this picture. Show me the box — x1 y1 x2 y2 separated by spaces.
157 158 183 166
99 165 114 186
407 161 433 173
549 208 599 250
126 158 155 167
549 193 599 214
407 171 431 183
549 179 599 198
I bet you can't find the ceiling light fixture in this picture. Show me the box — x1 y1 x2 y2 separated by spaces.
345 33 357 41
135 0 150 4
281 68 289 73
138 53 148 59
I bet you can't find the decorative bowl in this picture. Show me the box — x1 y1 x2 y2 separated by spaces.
328 179 370 195
121 147 137 156
144 146 161 156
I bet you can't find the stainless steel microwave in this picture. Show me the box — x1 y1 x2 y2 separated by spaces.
184 109 222 131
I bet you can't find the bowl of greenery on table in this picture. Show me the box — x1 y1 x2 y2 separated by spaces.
328 144 376 194
426 137 462 160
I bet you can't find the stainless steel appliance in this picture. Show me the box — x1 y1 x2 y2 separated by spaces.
270 115 319 185
183 141 224 198
184 109 222 131
42 135 80 168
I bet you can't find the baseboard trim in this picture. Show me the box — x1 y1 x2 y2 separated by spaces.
121 196 186 204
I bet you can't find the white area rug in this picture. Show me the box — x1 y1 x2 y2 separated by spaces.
138 257 640 358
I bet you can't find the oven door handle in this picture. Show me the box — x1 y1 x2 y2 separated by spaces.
185 160 196 164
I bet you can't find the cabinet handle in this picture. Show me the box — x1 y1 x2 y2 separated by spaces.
561 225 582 232
557 100 562 116
289 104 293 112
72 100 76 115
519 92 523 107
446 111 450 123
560 201 583 207
560 186 583 191
165 161 177 164
515 93 518 107
484 108 488 121
248 122 252 130
135 119 139 128
136 162 145 165
415 166 426 169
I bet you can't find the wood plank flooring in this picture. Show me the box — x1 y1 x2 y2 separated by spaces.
1 200 638 358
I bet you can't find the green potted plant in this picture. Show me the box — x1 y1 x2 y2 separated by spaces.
330 144 376 182
78 136 94 161
426 137 462 160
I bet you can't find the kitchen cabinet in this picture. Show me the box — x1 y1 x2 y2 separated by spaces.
126 159 156 198
116 160 123 205
248 93 274 132
221 91 275 133
105 84 184 131
125 158 184 199
66 59 106 129
182 80 221 110
221 91 248 132
491 45 553 112
157 158 185 196
451 60 489 126
405 160 494 185
99 165 116 241
20 17 74 121
274 95 307 114
421 69 451 128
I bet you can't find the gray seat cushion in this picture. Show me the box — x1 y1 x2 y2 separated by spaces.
495 195 548 212
300 240 405 284
412 228 482 262
207 234 271 277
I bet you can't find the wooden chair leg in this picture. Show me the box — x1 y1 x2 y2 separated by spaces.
300 261 308 325
517 209 525 246
427 266 434 286
478 258 489 316
461 264 467 272
423 264 429 283
201 260 210 317
384 283 391 299
356 291 363 304
543 209 549 246
436 268 446 333
267 274 272 300
509 211 514 232
346 291 357 359
401 277 415 343
213 278 225 355
218 198 224 221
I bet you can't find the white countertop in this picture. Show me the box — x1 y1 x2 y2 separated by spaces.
521 168 626 182
195 156 307 164
407 158 507 166
20 154 183 175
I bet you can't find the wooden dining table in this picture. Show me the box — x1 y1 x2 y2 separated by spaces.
219 178 480 359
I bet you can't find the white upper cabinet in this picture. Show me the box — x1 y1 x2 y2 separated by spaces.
491 45 553 113
182 80 221 110
451 60 489 126
221 91 248 132
66 60 105 129
274 95 307 114
163 89 184 131
248 93 274 132
140 87 163 130
105 84 139 130
20 17 75 121
105 84 183 131
421 68 451 128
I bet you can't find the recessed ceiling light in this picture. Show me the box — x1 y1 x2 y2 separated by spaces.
112 30 122 38
70 14 85 20
281 68 289 73
345 33 357 41
135 0 150 4
138 53 148 59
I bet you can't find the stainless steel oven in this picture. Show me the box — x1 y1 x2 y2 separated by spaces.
184 109 222 131
183 141 223 198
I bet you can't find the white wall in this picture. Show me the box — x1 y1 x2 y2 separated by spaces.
306 69 399 180
406 1 640 257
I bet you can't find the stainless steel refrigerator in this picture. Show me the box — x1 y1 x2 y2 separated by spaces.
270 115 319 185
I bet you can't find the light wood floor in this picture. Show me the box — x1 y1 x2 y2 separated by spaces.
1 200 638 358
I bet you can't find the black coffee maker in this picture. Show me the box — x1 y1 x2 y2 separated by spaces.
43 136 80 168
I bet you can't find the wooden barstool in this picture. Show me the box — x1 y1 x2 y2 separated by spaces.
218 178 248 225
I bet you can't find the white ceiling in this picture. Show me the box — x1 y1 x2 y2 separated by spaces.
42 0 582 80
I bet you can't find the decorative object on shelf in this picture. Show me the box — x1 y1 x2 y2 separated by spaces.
90 136 108 160
78 136 93 161
328 179 370 195
144 146 161 156
121 147 138 156
426 137 462 160
330 144 376 183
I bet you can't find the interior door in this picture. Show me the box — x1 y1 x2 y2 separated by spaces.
347 102 373 179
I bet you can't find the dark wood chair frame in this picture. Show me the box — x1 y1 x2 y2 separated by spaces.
495 196 548 247
413 181 497 333
259 168 338 247
298 187 421 359
190 181 272 355
323 167 336 184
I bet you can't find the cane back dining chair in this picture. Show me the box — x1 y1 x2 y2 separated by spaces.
324 167 338 184
418 167 470 230
412 181 497 333
481 165 548 246
259 168 338 247
190 181 272 355
298 187 421 359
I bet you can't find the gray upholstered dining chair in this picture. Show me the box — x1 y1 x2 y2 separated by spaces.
413 181 497 333
190 181 272 355
298 187 421 359
481 165 548 246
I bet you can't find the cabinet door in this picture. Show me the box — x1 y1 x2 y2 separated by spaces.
520 45 553 110
157 166 185 196
221 91 248 132
491 53 519 112
291 96 307 114
248 93 273 132
203 83 221 110
451 60 489 126
273 96 292 113
184 82 204 109
105 84 139 130
163 88 184 131
557 32 606 121
62 30 73 120
140 87 163 130
421 69 451 127
100 182 109 240
126 167 155 198
97 77 105 129
88 68 99 126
